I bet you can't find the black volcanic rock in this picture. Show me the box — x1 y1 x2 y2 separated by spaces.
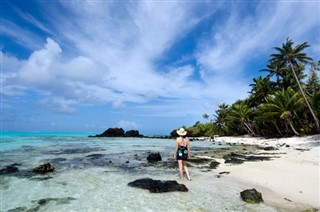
0 165 19 174
91 128 143 137
33 163 55 174
128 178 188 193
99 128 125 137
170 130 179 137
147 152 162 162
125 130 140 137
240 188 263 203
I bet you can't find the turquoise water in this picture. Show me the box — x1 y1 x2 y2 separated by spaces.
0 132 279 211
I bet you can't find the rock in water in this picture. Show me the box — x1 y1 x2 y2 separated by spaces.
124 130 140 137
128 178 188 193
0 165 19 174
33 163 55 174
240 188 263 203
147 152 162 162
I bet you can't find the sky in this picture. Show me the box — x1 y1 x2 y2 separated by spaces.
1 1 320 135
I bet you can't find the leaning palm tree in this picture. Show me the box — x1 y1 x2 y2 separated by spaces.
254 109 284 137
226 101 256 136
259 88 304 136
270 38 319 132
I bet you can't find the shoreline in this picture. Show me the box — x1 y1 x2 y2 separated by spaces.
204 135 320 210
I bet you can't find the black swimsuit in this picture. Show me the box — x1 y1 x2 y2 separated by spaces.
176 144 188 161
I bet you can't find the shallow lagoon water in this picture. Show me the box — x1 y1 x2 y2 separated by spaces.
1 133 278 211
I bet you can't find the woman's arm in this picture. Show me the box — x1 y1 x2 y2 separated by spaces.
187 138 191 158
173 138 179 159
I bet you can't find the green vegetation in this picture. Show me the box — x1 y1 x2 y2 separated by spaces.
186 38 320 137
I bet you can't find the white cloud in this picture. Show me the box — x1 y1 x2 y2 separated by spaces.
1 20 44 50
17 38 62 84
2 1 319 122
116 120 138 130
196 1 320 75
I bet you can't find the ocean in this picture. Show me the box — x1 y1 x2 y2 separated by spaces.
0 132 278 211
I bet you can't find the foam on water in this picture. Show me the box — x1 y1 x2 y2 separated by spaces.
1 132 278 211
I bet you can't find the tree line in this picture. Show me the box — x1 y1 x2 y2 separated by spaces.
186 38 320 137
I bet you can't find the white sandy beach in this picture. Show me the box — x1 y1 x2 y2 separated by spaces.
212 135 320 210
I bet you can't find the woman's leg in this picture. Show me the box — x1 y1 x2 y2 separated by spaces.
182 161 191 181
178 160 184 181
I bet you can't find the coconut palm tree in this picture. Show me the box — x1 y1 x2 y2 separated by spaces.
248 76 274 107
214 103 229 135
226 101 255 135
203 113 209 120
254 109 284 137
260 60 285 85
270 38 319 132
259 88 304 136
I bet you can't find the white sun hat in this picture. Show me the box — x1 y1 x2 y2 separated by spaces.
176 128 187 136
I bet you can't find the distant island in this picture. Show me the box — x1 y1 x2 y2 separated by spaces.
89 128 176 139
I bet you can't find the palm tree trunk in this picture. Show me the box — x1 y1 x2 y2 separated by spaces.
243 122 256 136
287 119 300 136
290 62 320 132
272 121 283 136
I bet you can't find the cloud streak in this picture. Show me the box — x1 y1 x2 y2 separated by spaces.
1 1 319 133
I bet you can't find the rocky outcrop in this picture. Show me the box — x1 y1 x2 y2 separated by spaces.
96 128 125 137
147 152 162 162
90 128 143 137
0 165 19 174
125 130 141 137
240 188 263 203
128 178 188 193
33 163 55 174
223 152 272 164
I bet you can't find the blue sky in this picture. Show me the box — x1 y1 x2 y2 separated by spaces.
1 1 320 135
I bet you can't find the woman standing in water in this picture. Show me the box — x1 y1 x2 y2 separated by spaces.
174 128 191 181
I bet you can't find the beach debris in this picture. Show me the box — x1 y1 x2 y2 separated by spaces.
284 197 293 202
32 163 55 174
219 171 230 175
147 152 162 162
224 156 244 164
240 188 263 203
223 152 272 164
261 146 278 151
209 161 220 169
0 164 19 174
187 158 212 165
128 178 188 193
295 148 310 151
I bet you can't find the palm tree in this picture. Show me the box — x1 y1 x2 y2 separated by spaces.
248 76 274 107
254 109 284 137
259 88 303 136
311 60 320 71
203 113 209 120
260 60 285 85
306 68 320 95
270 38 319 132
214 103 229 135
226 101 255 135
